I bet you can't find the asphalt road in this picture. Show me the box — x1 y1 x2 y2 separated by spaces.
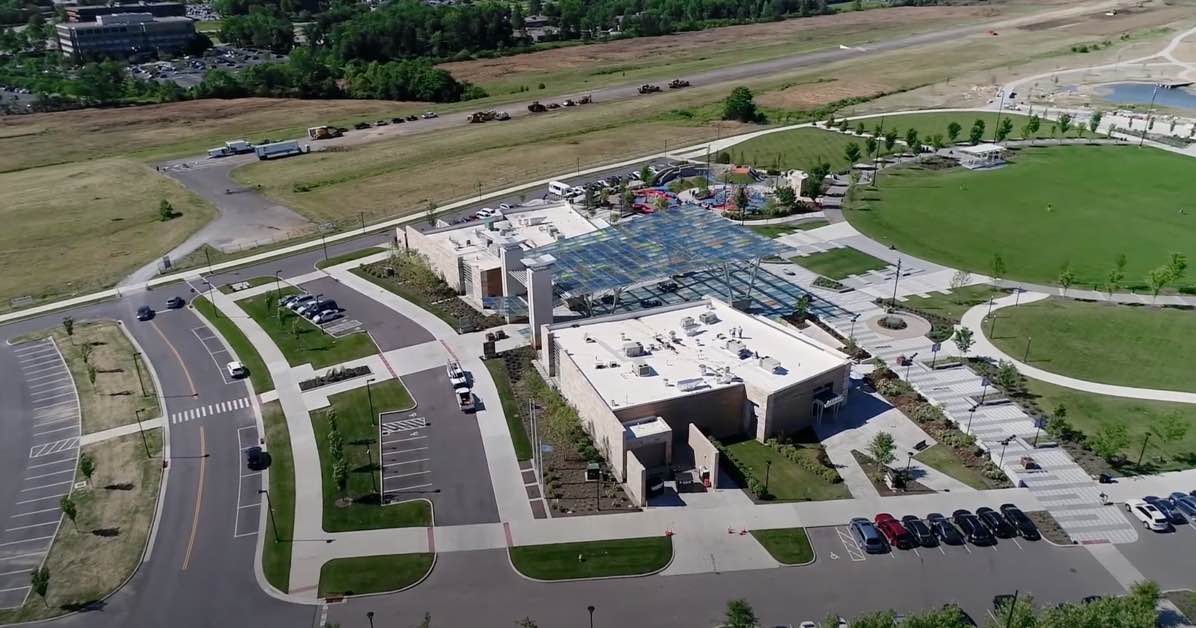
1117 517 1196 592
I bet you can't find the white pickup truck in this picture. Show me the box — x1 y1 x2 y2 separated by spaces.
446 360 474 412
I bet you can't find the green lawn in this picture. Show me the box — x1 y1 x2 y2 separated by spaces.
723 127 862 173
723 439 851 501
747 220 828 239
484 358 532 461
854 111 1062 144
318 553 434 597
193 296 274 393
793 247 889 280
509 537 672 580
898 284 1001 323
915 444 991 491
988 298 1196 392
240 288 379 369
848 145 1196 291
218 276 277 294
750 528 814 565
312 380 432 531
260 401 295 592
1023 377 1196 472
314 246 386 270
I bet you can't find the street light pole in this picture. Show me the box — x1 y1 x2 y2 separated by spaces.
999 436 1013 467
134 408 151 459
1139 84 1160 148
367 611 375 628
904 452 914 478
967 404 978 434
764 459 772 495
1023 336 1032 363
588 605 596 628
258 489 280 543
905 353 918 380
274 271 282 307
132 351 147 397
365 378 376 425
1137 432 1152 468
366 444 377 494
849 313 860 342
320 232 329 261
889 258 902 309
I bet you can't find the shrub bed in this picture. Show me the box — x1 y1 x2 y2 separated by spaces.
355 252 506 333
875 297 954 341
298 365 372 391
812 276 850 291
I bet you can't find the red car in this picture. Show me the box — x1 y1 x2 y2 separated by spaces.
874 513 917 550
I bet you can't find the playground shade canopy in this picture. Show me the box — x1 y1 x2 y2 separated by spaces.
530 206 787 298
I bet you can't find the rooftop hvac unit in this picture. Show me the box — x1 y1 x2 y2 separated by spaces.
677 378 705 392
725 339 744 354
717 368 735 384
699 311 719 325
758 356 782 373
623 341 645 357
634 362 652 377
681 316 696 328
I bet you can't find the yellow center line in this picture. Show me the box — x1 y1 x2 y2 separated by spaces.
150 319 197 398
181 426 206 571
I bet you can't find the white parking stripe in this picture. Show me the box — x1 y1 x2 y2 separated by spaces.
386 436 427 443
390 483 433 491
27 378 70 389
0 568 36 578
0 535 52 548
10 507 60 518
387 447 429 455
0 586 31 594
21 480 74 492
24 469 73 481
26 457 74 470
33 425 78 437
0 551 44 564
389 458 430 465
34 416 77 428
5 521 59 532
385 470 430 479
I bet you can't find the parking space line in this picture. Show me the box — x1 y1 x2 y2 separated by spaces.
34 416 77 428
25 370 69 383
937 545 946 555
390 483 433 492
1011 538 1024 550
0 586 31 594
385 470 430 479
10 507 59 519
5 521 59 532
0 536 52 548
33 425 79 437
28 379 70 390
20 480 73 492
238 503 260 510
27 457 74 470
389 458 430 466
386 447 428 455
16 493 67 506
0 568 36 578
386 435 427 444
24 469 74 481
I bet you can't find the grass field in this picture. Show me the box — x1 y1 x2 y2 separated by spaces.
898 284 1000 323
260 401 295 592
849 145 1196 290
915 444 992 490
0 159 214 311
193 296 274 393
33 321 161 434
509 537 672 580
724 127 862 172
987 298 1196 392
749 528 814 565
852 111 1068 143
240 288 378 370
484 358 533 461
312 380 432 532
747 221 827 238
793 247 889 279
314 246 386 270
1023 377 1196 473
0 430 162 623
318 553 434 597
723 439 850 502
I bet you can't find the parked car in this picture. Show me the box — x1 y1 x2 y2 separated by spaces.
166 296 185 309
226 361 247 379
640 298 662 308
1169 492 1196 517
977 507 1018 539
953 509 996 546
280 294 301 308
901 515 938 547
849 517 888 554
927 513 964 545
287 295 315 311
1126 499 1171 531
245 445 268 471
874 513 916 550
1144 496 1187 525
136 305 155 321
422 111 438 119
498 202 514 211
312 310 340 325
999 504 1041 540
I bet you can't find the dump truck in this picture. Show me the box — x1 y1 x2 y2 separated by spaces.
307 125 342 140
254 140 304 160
225 139 254 153
528 101 547 113
577 94 592 104
638 84 661 94
668 79 691 89
467 110 498 123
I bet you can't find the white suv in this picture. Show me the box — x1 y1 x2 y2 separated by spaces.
1126 499 1169 531
226 361 247 379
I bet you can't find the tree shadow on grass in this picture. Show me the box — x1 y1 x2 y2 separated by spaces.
91 527 121 537
61 599 106 613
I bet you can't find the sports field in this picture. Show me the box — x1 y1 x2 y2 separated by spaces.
848 145 1196 290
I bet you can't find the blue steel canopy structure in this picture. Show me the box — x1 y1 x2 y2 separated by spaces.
528 206 787 300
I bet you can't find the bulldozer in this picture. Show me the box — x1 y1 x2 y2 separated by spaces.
467 110 498 123
668 79 691 89
307 125 342 140
577 94 592 104
527 101 547 113
638 84 661 94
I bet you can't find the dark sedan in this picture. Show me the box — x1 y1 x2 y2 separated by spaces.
977 506 1018 538
953 509 997 546
927 512 965 546
901 515 938 548
999 504 1041 540
1144 496 1187 526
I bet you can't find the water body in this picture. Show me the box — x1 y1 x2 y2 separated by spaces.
1098 82 1196 110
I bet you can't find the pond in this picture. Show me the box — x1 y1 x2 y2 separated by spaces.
1097 82 1196 110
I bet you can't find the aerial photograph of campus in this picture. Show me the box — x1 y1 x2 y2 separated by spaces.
1 0 1196 626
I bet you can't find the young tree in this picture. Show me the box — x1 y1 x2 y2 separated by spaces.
844 142 862 165
30 566 49 607
62 316 75 343
733 186 750 212
1090 423 1130 462
1027 114 1041 138
1057 112 1073 141
60 494 78 531
837 118 849 132
946 121 962 144
424 200 436 225
882 129 898 155
1167 252 1187 284
653 195 669 212
1106 253 1127 298
1076 122 1088 139
79 453 96 483
1147 266 1171 304
994 359 1019 392
995 117 1014 143
929 133 945 151
774 186 797 209
867 431 896 473
158 199 176 222
950 269 972 289
1047 403 1070 437
639 164 653 184
864 137 878 163
724 599 758 628
904 128 919 153
872 123 884 138
621 187 635 210
855 122 866 135
968 119 986 145
1057 263 1075 296
1150 411 1189 448
722 86 760 123
793 294 812 321
989 253 1006 286
953 326 975 358
1089 110 1103 135
1020 123 1033 144
824 112 835 128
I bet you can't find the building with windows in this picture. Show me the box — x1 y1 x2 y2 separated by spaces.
64 1 185 22
56 12 195 62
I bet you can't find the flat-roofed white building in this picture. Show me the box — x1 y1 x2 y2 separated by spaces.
400 202 597 307
541 296 851 503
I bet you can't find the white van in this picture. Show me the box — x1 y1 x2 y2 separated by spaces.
547 180 572 197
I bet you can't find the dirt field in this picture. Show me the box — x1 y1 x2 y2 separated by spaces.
0 98 419 172
0 159 214 309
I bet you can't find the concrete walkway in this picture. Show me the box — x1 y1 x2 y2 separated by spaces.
79 417 164 446
961 292 1196 405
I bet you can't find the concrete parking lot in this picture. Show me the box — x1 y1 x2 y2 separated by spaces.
1118 515 1196 591
0 339 80 608
234 426 264 539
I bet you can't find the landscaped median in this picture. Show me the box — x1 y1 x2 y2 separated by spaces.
239 287 378 370
318 553 434 598
192 295 275 393
312 380 431 532
716 436 850 502
508 536 673 581
792 247 889 280
749 528 814 565
260 401 296 593
314 246 386 270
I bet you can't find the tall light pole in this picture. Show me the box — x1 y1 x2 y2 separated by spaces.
993 88 1008 143
134 408 151 459
890 257 902 309
848 313 860 342
1023 336 1033 363
367 611 375 628
1139 84 1161 148
998 435 1014 467
258 489 280 543
904 451 914 478
967 404 979 434
132 351 146 397
1137 432 1152 468
365 378 376 425
365 443 377 494
764 459 772 495
904 352 918 380
273 271 282 307
320 232 329 262
588 605 596 628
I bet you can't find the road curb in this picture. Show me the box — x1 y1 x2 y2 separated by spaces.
504 534 676 583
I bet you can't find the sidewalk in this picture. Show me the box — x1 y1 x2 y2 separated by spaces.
961 293 1196 405
79 417 163 446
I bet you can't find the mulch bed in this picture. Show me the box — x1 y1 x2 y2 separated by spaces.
1026 510 1074 545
